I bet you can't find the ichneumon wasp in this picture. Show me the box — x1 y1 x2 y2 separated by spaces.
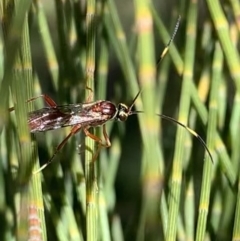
10 16 213 173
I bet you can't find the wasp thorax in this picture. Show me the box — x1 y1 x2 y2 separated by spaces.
116 103 129 122
98 101 117 116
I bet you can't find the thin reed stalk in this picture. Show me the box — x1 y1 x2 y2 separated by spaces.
85 0 97 240
166 1 198 240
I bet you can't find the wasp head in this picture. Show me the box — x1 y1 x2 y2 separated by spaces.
115 90 141 122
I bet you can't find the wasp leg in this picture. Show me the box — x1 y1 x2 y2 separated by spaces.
102 124 111 147
9 95 57 112
83 125 111 162
93 125 111 162
34 124 82 174
27 94 57 107
83 125 111 147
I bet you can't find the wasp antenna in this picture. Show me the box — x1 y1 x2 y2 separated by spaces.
33 163 49 174
169 15 181 46
128 90 142 113
157 15 181 65
158 114 213 163
128 111 212 162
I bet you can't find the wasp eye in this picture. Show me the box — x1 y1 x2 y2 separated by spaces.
116 104 129 122
118 111 128 121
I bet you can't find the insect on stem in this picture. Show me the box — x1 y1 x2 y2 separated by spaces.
10 15 213 172
28 87 212 174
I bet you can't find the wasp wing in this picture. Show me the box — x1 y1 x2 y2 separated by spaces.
28 105 75 132
28 102 110 133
